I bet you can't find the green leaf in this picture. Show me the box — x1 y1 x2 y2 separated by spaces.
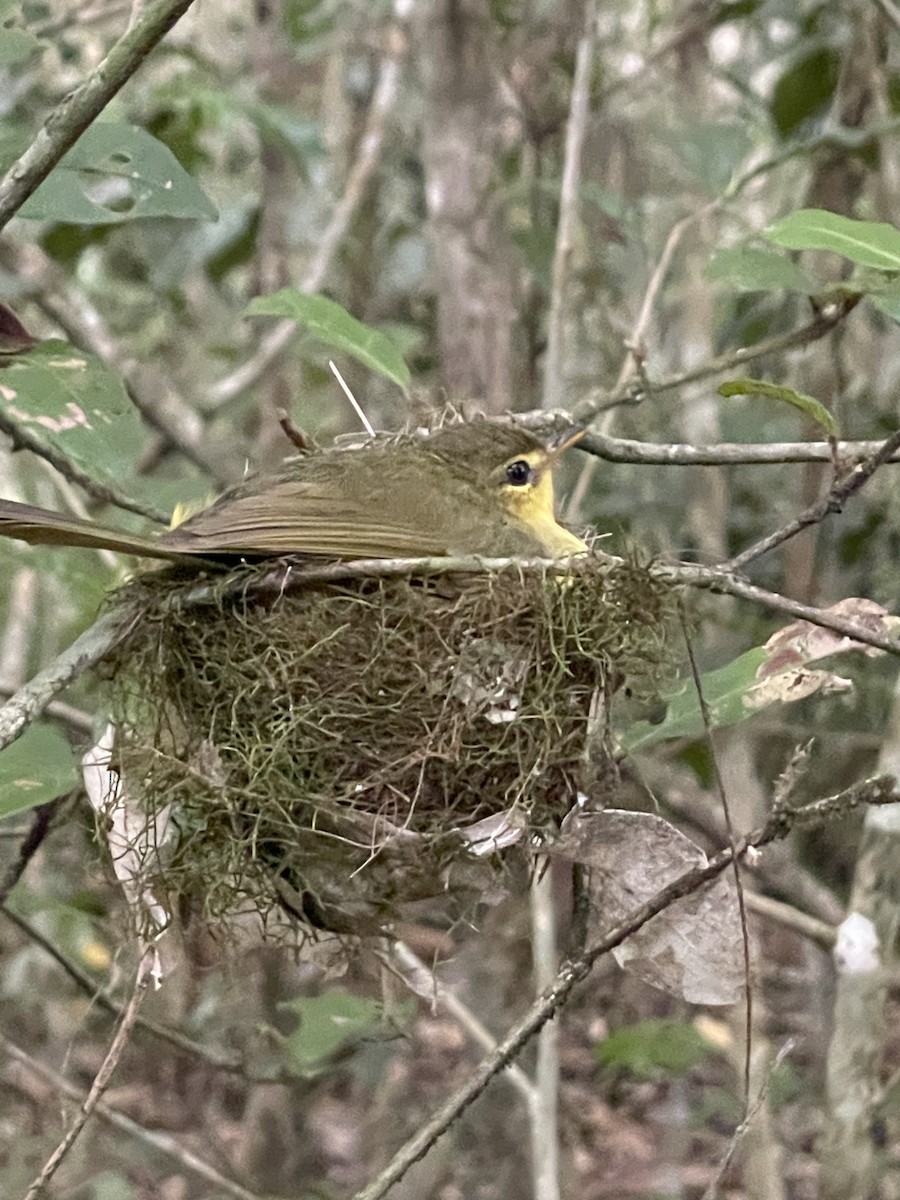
717 378 838 435
279 988 383 1071
246 290 411 391
10 122 217 225
706 246 819 294
596 1019 713 1080
0 725 78 819
621 648 767 753
770 48 839 138
766 210 900 272
0 340 147 487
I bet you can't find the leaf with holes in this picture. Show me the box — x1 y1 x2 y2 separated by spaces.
246 290 411 391
0 340 146 485
8 122 217 225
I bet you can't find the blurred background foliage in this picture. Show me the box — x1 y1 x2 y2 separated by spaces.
2 0 900 1197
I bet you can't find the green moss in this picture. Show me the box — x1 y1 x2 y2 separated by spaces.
102 556 678 934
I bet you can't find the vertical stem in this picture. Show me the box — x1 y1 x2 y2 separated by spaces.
529 866 561 1200
541 0 598 411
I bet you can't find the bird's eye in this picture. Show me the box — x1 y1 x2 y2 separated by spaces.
505 459 531 486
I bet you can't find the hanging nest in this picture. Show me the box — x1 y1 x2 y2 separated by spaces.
100 555 679 937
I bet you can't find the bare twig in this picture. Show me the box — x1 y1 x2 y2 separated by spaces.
0 0 199 230
666 564 900 656
0 567 36 686
0 904 300 1080
722 427 900 572
0 801 60 905
21 947 154 1200
205 0 414 411
1 1034 266 1200
388 942 535 1103
0 607 132 752
574 430 900 466
701 1039 796 1200
681 607 752 1098
874 0 900 32
542 0 598 411
572 296 861 424
530 868 561 1200
0 690 92 732
744 893 836 949
353 776 899 1200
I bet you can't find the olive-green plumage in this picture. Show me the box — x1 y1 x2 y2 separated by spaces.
0 420 587 563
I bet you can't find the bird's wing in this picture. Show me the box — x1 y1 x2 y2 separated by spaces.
160 481 454 558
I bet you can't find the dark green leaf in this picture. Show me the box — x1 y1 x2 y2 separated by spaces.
770 48 839 138
706 246 819 294
596 1019 713 1080
717 378 838 435
247 290 411 391
766 210 900 272
0 724 78 818
10 122 217 225
0 340 147 486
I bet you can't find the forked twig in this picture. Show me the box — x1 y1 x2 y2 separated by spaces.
21 947 155 1199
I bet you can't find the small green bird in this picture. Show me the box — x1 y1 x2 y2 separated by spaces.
0 421 588 564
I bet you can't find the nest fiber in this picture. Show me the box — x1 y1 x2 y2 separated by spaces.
105 557 677 934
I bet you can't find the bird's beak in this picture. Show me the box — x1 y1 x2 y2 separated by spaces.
544 425 586 466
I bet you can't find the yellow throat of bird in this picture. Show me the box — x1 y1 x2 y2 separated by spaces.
500 445 588 558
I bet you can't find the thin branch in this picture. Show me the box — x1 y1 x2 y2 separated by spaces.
0 801 60 905
0 607 132 752
0 407 169 525
353 776 899 1200
388 942 536 1103
680 607 752 1098
1 1034 266 1200
1 547 897 758
722 427 900 572
22 947 154 1200
667 564 900 656
0 0 199 230
205 0 414 411
575 430 900 466
744 892 836 949
0 688 93 733
529 868 561 1200
0 904 300 1080
701 1039 796 1200
572 296 861 424
542 0 598 411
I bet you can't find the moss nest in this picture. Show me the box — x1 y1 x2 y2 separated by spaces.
103 556 678 936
